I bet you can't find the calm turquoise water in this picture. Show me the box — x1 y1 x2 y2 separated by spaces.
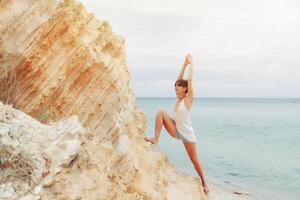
137 97 300 200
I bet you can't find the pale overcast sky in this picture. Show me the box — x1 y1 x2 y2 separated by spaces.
81 0 300 98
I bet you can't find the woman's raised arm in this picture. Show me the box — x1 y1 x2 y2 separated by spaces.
177 55 189 80
177 62 188 80
186 55 194 101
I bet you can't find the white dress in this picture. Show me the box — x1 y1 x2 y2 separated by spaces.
171 98 197 142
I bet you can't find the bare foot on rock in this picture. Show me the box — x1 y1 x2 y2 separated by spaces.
144 136 158 145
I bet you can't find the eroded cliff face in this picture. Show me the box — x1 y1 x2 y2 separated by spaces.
0 0 131 130
0 0 207 199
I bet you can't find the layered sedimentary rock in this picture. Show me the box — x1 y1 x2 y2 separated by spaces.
0 0 131 130
0 0 207 199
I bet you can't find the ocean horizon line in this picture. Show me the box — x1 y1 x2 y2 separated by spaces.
136 96 300 99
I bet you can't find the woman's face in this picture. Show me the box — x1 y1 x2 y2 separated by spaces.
174 84 187 95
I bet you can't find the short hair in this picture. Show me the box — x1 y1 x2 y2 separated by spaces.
174 79 188 94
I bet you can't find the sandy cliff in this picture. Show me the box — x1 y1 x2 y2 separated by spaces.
0 0 210 199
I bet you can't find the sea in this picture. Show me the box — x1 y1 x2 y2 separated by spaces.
136 97 300 200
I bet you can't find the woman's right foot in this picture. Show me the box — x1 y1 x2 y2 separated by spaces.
144 137 158 145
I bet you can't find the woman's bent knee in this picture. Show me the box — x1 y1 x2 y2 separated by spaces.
156 108 165 115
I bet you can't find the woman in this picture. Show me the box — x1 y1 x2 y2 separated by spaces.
144 54 210 195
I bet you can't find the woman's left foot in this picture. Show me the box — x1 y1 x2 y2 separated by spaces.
144 137 158 145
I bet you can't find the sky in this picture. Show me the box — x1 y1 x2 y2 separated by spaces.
81 0 300 98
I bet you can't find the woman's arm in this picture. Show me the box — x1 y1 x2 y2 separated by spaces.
187 61 193 81
177 55 189 80
177 62 188 80
186 58 194 102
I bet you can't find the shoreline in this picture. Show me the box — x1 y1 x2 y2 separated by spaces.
207 180 261 200
176 166 264 200
165 160 263 200
204 172 264 200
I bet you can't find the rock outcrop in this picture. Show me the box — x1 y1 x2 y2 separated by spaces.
0 0 208 199
0 102 86 199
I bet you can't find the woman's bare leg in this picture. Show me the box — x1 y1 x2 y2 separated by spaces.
183 142 210 195
144 109 177 144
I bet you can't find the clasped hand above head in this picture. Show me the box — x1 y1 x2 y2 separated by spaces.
184 53 193 66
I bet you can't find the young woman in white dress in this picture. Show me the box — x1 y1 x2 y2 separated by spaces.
144 54 210 195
